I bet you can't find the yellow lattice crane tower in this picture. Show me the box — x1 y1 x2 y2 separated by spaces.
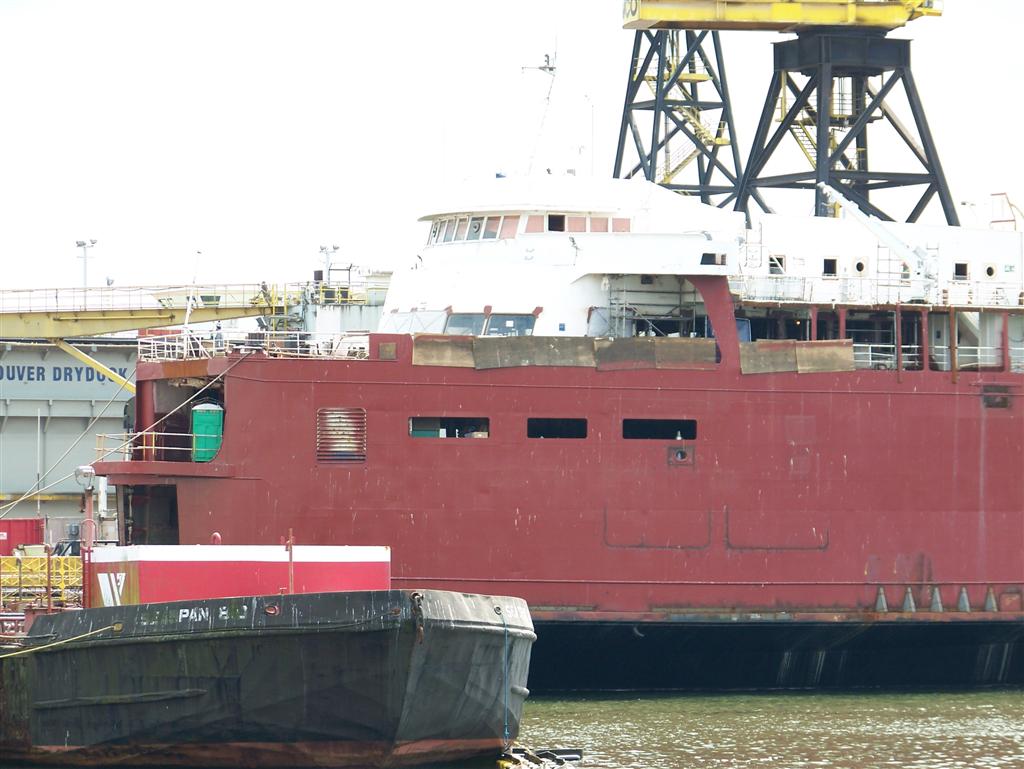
613 0 957 224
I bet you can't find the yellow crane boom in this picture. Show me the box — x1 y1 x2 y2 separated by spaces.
623 0 942 32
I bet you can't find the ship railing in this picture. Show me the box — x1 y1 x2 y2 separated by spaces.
854 344 1006 371
138 329 371 362
0 610 25 636
852 343 898 369
900 344 923 369
0 555 83 607
1012 346 1024 373
732 275 1022 308
0 282 283 314
96 431 219 462
0 279 389 316
941 281 1022 308
929 345 1005 371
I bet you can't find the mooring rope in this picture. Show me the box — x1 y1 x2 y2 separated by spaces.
0 623 119 659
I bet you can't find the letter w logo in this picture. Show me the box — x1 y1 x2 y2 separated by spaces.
97 572 126 606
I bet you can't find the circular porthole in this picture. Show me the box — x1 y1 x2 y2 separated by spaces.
986 265 996 278
855 261 865 273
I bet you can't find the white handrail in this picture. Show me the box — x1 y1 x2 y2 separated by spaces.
138 330 371 362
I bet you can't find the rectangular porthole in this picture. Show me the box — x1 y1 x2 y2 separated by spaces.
410 417 489 438
622 419 697 440
317 408 367 462
527 418 587 439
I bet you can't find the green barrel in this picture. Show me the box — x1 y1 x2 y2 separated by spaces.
191 403 224 462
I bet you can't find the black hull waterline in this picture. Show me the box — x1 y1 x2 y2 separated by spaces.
530 619 1024 692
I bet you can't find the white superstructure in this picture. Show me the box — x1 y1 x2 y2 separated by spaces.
380 176 1024 343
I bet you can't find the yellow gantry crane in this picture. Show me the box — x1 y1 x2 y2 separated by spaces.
614 0 956 225
623 0 942 31
0 284 295 394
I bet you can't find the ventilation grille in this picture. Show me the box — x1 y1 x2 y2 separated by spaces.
317 408 367 462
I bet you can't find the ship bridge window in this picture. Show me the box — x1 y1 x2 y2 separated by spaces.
499 215 520 239
485 314 535 336
467 217 484 241
590 217 608 232
316 408 367 463
548 214 566 232
442 219 456 243
528 418 587 439
623 419 697 440
567 216 586 233
410 417 489 439
526 215 545 233
612 217 631 233
454 218 470 241
484 216 501 239
445 314 486 335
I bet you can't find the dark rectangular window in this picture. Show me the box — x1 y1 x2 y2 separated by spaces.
547 214 566 232
527 418 587 439
410 417 489 438
622 419 697 440
823 258 837 276
954 262 969 280
317 408 367 462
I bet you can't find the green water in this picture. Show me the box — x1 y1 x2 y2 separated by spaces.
518 691 1024 768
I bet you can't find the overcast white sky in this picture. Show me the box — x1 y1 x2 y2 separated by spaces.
0 1 1020 289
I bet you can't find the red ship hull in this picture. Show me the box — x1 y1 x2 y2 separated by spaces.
97 279 1024 690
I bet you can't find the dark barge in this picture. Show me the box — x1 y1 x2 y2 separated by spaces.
0 589 534 767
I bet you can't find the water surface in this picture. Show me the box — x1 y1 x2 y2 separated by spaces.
519 691 1024 768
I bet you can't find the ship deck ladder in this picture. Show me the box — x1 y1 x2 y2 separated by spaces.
642 40 732 185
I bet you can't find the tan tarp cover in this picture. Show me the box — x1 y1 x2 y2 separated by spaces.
654 338 718 368
411 335 475 368
739 340 797 374
740 339 855 374
594 338 657 370
414 334 855 374
795 339 855 373
473 336 596 370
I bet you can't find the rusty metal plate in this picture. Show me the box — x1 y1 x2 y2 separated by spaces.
473 336 596 370
654 338 718 368
594 337 656 370
411 335 475 367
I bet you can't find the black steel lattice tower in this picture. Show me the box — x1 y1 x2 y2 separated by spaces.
613 30 763 211
734 29 958 224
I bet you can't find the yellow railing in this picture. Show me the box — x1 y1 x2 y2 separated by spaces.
0 556 82 606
